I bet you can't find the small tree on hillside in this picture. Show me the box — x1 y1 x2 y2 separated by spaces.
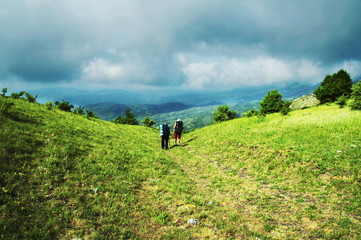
214 105 236 123
86 110 98 119
55 100 74 112
142 116 156 127
73 106 85 115
2 88 7 97
314 69 353 104
24 92 37 103
280 100 292 115
10 91 25 99
349 80 361 110
114 108 139 125
336 95 348 108
45 101 53 110
260 89 284 114
242 108 259 118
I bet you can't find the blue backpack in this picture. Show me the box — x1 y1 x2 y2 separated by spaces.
162 124 170 137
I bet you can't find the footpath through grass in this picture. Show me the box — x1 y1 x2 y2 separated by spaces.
1 96 360 239
139 105 361 239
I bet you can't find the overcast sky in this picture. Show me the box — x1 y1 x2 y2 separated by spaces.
1 0 361 91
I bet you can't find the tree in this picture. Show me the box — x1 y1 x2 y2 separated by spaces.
73 106 85 115
242 108 259 118
349 80 361 110
336 95 348 108
54 100 74 112
45 101 53 110
10 91 25 99
260 89 284 114
314 69 353 104
213 105 236 123
2 88 7 97
86 110 98 119
280 100 292 115
24 92 37 103
142 116 156 127
114 108 139 125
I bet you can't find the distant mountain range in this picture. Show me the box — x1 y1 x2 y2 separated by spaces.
27 83 318 129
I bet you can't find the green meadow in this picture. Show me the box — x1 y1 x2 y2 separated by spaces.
1 97 360 239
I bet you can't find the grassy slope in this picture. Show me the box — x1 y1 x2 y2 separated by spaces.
1 97 360 239
180 105 361 239
0 97 185 239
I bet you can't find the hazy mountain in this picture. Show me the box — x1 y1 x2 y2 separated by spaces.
87 102 193 121
28 83 316 106
26 83 317 129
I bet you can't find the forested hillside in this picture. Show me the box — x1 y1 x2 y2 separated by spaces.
1 96 360 239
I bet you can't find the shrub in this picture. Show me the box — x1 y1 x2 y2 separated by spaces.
281 100 292 115
73 106 85 115
114 108 139 125
242 109 259 118
2 88 7 97
86 110 98 119
54 100 74 112
260 89 284 114
280 106 291 115
142 116 156 127
349 80 361 110
213 105 236 123
336 95 348 108
45 102 53 110
0 99 14 115
24 92 37 103
314 69 353 104
10 91 25 99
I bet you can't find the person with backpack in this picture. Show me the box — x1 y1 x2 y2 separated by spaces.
159 123 170 150
173 119 183 145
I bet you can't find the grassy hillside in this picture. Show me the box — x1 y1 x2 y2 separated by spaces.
1 97 360 239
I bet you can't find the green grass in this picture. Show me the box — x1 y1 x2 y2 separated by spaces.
1 97 360 239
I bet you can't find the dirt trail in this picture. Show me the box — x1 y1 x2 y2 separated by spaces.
136 137 339 239
163 142 278 238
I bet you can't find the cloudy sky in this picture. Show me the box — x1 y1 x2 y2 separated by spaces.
1 0 361 91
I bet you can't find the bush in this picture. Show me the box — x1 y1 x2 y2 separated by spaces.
280 100 292 115
242 109 259 118
336 95 348 108
213 105 236 123
260 89 284 114
280 106 291 115
86 110 98 119
349 80 361 110
314 69 353 104
73 106 85 115
24 92 37 103
45 102 53 110
0 99 14 115
2 88 7 97
142 116 156 127
54 100 74 112
10 91 25 99
114 108 139 125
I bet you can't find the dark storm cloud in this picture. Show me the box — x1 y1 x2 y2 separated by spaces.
1 0 361 90
176 0 361 62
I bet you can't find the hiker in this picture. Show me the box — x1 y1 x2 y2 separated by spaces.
173 119 183 144
159 123 170 150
